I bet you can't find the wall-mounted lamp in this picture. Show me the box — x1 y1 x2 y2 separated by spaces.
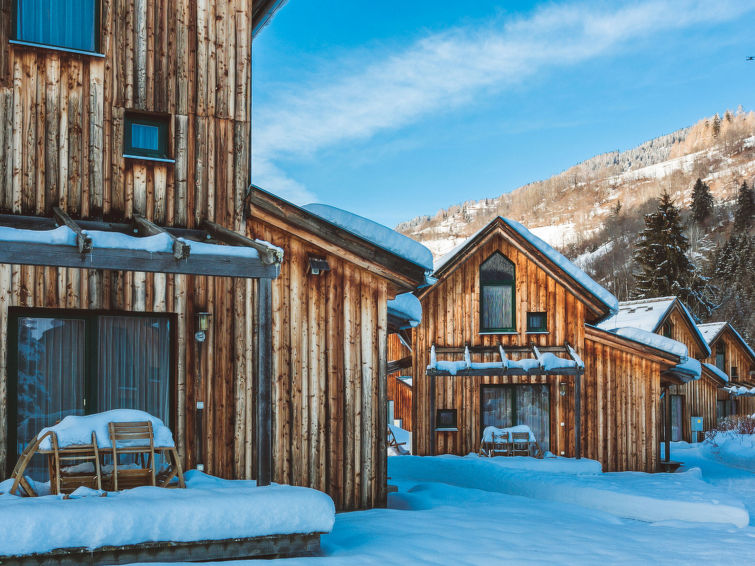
559 382 568 397
308 257 330 276
195 311 212 342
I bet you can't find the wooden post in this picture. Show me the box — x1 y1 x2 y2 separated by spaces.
256 278 273 486
429 375 436 456
574 373 581 459
664 386 671 463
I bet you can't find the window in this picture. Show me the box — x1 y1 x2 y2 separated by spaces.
12 0 100 54
527 312 547 333
124 113 172 161
481 385 550 451
8 310 174 479
480 252 515 332
730 366 738 379
661 322 673 338
435 409 458 430
715 344 726 372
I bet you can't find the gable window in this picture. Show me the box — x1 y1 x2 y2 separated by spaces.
12 0 101 54
715 344 726 372
124 113 173 161
661 322 673 338
527 312 547 333
435 409 458 431
480 252 515 332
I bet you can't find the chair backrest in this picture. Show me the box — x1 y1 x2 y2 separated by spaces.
109 421 154 450
492 431 510 448
512 432 530 443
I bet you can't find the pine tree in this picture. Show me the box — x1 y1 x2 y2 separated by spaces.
712 113 721 138
734 181 754 231
690 178 714 224
710 234 755 342
633 192 710 314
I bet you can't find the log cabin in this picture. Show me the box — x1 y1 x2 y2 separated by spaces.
0 0 433 514
388 216 700 472
698 322 755 420
597 296 722 443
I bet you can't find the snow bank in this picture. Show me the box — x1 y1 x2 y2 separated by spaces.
389 455 748 527
387 293 422 328
0 470 335 557
0 225 76 245
702 432 755 472
302 204 434 270
703 362 729 383
36 410 175 450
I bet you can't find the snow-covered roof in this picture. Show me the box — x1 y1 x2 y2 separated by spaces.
302 204 434 271
702 362 729 383
698 322 755 362
387 293 422 329
599 297 710 357
431 217 618 318
611 327 689 359
670 357 702 381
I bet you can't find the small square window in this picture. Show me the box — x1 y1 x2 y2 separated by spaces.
436 409 457 430
527 312 547 333
124 113 171 160
731 366 738 379
13 0 101 53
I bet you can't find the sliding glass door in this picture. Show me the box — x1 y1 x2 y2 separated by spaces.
8 310 173 480
481 384 550 451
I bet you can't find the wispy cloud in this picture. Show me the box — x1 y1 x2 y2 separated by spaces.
252 0 753 203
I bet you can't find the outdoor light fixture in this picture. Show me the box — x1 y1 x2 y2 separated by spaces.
195 311 212 342
308 256 330 276
559 382 567 397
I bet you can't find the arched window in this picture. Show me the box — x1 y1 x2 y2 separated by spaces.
480 252 515 332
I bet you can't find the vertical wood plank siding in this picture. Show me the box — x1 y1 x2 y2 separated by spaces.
247 220 389 511
701 329 755 417
387 375 413 431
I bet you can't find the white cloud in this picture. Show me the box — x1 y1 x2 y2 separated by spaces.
251 156 317 204
252 0 753 201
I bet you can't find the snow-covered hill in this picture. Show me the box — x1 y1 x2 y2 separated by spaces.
397 110 755 256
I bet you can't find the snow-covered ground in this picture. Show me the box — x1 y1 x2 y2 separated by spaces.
154 440 755 566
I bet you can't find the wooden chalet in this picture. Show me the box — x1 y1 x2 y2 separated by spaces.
0 0 431 530
699 322 755 419
388 217 699 472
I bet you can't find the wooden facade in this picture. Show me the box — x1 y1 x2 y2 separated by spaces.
398 217 693 472
0 0 425 512
387 374 413 431
701 324 755 417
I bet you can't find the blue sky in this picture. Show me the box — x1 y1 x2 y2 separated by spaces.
251 0 755 227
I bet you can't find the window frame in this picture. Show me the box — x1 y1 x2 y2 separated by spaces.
715 344 726 372
526 312 548 334
6 307 177 477
11 0 103 57
479 252 516 333
661 321 673 338
123 112 174 162
435 409 458 431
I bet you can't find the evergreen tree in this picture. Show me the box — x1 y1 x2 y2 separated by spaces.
712 113 721 138
690 178 714 224
734 181 754 231
633 192 710 314
710 233 755 342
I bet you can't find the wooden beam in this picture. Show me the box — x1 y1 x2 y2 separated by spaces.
575 373 581 460
256 278 273 486
427 368 581 377
52 206 91 254
434 345 570 355
387 355 412 375
134 213 190 260
203 219 282 265
0 240 280 278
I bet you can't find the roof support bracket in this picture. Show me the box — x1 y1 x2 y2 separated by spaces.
134 214 191 260
202 220 282 265
53 206 91 255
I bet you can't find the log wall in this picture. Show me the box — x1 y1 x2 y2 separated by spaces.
701 329 755 417
247 219 389 511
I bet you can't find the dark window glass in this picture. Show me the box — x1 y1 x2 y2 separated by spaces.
715 344 726 372
9 311 172 480
124 113 171 159
14 0 99 53
481 385 550 451
662 322 673 338
670 394 683 442
480 253 515 331
730 366 738 379
527 312 547 332
436 409 457 429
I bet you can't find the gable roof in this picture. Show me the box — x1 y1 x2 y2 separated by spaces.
246 186 431 291
430 217 618 322
698 322 755 363
598 296 711 358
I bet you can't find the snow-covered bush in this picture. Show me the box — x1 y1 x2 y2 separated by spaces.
705 415 755 442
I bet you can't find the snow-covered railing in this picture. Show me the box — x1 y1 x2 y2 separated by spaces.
426 343 582 376
724 385 755 397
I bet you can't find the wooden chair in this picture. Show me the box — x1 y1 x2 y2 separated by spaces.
8 431 54 497
511 432 531 456
491 431 511 456
107 421 156 491
51 431 103 495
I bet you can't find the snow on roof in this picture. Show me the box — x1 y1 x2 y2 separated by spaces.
702 362 729 383
432 218 618 317
37 410 175 450
611 327 689 359
597 296 676 332
387 293 422 328
697 322 727 344
671 357 702 381
302 204 434 271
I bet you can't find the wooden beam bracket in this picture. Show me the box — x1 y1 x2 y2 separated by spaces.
203 219 283 265
53 206 91 255
134 213 191 260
